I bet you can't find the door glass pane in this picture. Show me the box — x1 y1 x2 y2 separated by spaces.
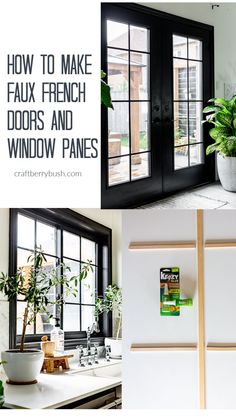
130 25 149 52
17 214 34 250
190 143 204 166
131 152 150 180
36 221 56 255
130 52 149 100
174 146 189 170
108 102 129 157
174 118 188 147
173 59 188 101
107 20 128 49
131 102 150 153
173 35 187 58
188 38 202 60
189 61 202 100
36 311 54 334
108 48 129 101
109 155 130 186
189 102 203 143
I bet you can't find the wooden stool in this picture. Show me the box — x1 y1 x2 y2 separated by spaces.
41 354 73 373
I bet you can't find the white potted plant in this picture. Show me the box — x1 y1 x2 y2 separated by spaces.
95 284 122 358
203 95 236 191
0 248 92 384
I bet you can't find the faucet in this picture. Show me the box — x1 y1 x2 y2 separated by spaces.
77 324 99 367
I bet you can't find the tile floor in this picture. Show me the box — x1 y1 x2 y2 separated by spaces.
140 182 236 209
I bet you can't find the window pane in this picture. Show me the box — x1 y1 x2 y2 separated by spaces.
174 101 188 119
81 267 96 305
82 305 95 331
131 102 150 153
130 25 149 52
36 311 54 334
131 152 150 180
108 102 129 157
63 259 80 303
189 61 202 100
63 304 80 331
17 301 34 335
174 146 189 170
107 20 128 49
108 155 130 186
173 59 188 101
108 48 128 101
63 231 80 260
36 221 56 256
130 52 149 100
190 143 204 166
173 35 187 59
81 238 96 265
17 214 34 250
17 249 33 300
188 38 202 60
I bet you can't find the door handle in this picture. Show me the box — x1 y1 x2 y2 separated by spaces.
152 117 160 124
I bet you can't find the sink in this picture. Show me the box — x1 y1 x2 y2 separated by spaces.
67 361 122 378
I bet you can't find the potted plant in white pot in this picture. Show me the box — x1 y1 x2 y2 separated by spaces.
203 95 236 191
95 284 122 358
0 248 92 384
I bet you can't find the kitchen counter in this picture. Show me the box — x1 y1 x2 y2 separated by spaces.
3 359 122 409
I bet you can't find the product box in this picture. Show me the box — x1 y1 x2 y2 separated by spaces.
160 267 180 316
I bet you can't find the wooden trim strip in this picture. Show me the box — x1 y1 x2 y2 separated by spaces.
129 241 196 250
207 344 236 351
205 240 236 248
130 343 197 352
197 209 205 409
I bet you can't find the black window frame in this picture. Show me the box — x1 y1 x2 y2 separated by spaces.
9 208 112 349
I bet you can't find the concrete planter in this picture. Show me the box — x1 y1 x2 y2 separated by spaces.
217 154 236 192
1 349 44 384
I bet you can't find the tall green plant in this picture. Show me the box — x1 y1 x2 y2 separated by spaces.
0 248 93 352
101 71 113 109
203 95 236 156
95 285 122 340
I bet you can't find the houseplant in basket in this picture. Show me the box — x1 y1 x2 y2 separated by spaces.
203 95 236 191
0 248 92 384
95 284 122 358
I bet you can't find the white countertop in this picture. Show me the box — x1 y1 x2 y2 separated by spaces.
3 359 122 409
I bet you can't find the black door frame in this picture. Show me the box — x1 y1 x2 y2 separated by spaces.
101 2 215 209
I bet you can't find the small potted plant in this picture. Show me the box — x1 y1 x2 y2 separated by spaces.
95 284 122 358
0 248 92 384
203 95 236 191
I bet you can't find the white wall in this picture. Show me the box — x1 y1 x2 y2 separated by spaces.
141 2 236 97
0 209 121 352
122 209 236 409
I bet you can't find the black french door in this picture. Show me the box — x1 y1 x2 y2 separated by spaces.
101 3 215 209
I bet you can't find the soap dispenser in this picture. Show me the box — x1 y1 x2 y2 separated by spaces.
50 317 64 352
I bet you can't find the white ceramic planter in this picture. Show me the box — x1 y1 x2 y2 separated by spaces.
1 350 44 384
217 154 236 192
105 338 122 359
